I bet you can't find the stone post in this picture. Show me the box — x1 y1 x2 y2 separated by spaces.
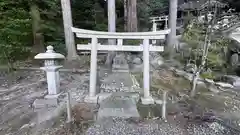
165 16 168 29
162 91 167 120
84 37 99 103
34 46 65 98
141 39 154 105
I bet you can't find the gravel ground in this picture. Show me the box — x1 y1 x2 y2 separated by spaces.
86 117 239 135
0 70 89 135
1 68 240 135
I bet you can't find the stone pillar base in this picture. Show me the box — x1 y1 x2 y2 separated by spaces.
141 96 154 105
84 95 99 103
44 92 63 99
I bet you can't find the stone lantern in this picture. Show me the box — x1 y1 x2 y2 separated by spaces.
35 46 65 99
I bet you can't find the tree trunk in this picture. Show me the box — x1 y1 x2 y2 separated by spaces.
105 0 116 68
190 7 217 98
124 0 127 31
190 71 199 97
127 0 138 32
30 4 44 53
61 0 78 60
126 0 138 56
167 0 178 59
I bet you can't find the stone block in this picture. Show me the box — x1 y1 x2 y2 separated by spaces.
36 101 66 124
112 92 140 102
44 92 62 99
84 95 99 103
97 93 112 102
33 98 59 109
112 53 129 70
215 82 234 88
141 96 154 105
155 99 163 105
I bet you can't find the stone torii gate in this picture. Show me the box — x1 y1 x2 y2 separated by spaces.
60 0 178 60
150 16 169 31
231 28 240 43
150 15 169 45
72 27 170 104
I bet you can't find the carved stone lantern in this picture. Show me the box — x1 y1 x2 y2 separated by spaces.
34 46 65 98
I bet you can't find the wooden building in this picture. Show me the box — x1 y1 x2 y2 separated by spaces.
178 0 228 17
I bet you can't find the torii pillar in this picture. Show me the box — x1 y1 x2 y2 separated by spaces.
167 0 178 59
61 0 78 60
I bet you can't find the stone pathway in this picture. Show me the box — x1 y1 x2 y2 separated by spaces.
99 71 136 93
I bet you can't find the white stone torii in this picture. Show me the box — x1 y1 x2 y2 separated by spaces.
150 15 169 44
60 0 177 60
150 16 169 31
230 28 240 43
72 27 170 104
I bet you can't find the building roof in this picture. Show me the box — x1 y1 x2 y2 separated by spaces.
178 0 228 11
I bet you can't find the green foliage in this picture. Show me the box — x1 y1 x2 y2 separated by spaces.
0 1 32 68
207 37 231 71
182 21 231 73
182 21 205 47
39 0 64 52
0 0 65 68
138 0 168 29
0 0 169 68
200 71 215 79
125 40 142 45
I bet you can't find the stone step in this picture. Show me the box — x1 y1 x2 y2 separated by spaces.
97 92 140 120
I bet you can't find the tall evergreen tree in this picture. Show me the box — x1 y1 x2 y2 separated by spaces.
0 0 32 69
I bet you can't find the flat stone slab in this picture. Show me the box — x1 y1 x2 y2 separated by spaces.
97 92 140 119
33 98 59 109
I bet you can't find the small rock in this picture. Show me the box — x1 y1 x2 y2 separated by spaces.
20 122 35 129
215 82 234 88
209 86 220 93
155 99 163 105
202 112 216 122
150 56 164 69
132 57 142 65
196 80 205 85
205 79 215 84
185 63 197 73
20 124 30 129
